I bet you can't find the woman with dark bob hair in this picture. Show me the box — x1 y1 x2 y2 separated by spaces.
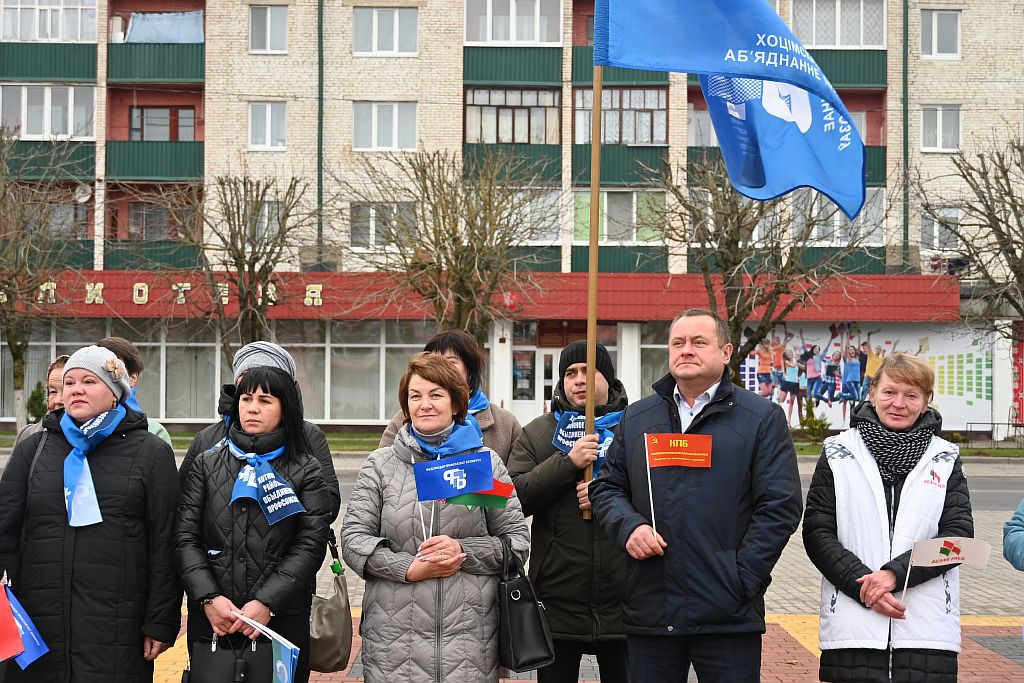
379 329 522 463
803 353 973 683
175 367 331 683
343 352 530 682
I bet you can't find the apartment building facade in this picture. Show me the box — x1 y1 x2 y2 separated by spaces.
0 0 1019 431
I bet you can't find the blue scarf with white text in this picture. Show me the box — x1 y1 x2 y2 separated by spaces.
228 439 306 525
61 406 126 526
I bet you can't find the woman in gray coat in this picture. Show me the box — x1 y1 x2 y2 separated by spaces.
342 352 530 683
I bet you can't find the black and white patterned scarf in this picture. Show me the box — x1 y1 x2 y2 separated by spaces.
852 403 940 482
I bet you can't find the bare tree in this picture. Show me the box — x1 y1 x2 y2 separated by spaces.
338 148 562 342
917 138 1024 344
142 174 325 365
658 151 887 376
0 127 89 430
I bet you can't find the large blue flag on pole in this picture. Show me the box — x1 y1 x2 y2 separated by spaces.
594 0 865 219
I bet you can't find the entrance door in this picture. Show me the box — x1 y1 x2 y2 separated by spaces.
510 348 560 425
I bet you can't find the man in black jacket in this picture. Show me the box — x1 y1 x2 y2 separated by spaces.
590 308 802 682
507 341 630 682
178 341 341 523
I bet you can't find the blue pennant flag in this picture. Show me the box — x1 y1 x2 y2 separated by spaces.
5 586 48 669
228 442 306 526
594 0 865 219
413 451 493 502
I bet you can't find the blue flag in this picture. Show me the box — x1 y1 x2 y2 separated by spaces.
272 637 299 683
413 451 493 502
5 586 48 669
594 0 865 219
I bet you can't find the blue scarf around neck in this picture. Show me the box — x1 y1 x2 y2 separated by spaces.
228 438 306 525
411 420 483 460
468 387 490 415
61 405 126 527
125 386 142 414
551 408 624 475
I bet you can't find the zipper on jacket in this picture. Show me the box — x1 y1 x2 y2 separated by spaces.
434 501 443 683
886 480 895 682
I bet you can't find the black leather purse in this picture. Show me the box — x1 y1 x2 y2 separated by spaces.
182 636 272 683
497 537 555 672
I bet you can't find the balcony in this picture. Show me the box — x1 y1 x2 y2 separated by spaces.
571 245 667 273
6 141 95 180
0 43 97 82
572 46 668 86
106 141 204 181
107 43 204 83
572 144 666 186
104 240 202 270
463 143 561 183
464 47 561 85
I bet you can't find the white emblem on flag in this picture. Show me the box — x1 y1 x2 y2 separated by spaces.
443 468 468 490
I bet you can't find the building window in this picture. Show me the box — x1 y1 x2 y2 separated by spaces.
128 203 171 240
129 107 195 142
249 5 287 53
921 208 959 251
575 88 667 145
27 202 89 238
921 9 959 58
0 0 97 42
249 102 286 150
350 202 416 247
253 201 282 239
573 190 664 243
353 102 416 151
792 0 885 48
688 106 718 147
464 88 560 144
464 0 560 45
353 7 417 55
0 84 94 139
921 105 959 151
791 188 885 245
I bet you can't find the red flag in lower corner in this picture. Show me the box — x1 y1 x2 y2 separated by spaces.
0 584 25 662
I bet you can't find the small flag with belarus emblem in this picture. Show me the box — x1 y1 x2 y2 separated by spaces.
908 537 990 569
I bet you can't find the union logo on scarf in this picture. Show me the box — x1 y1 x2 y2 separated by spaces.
61 406 126 527
551 409 623 475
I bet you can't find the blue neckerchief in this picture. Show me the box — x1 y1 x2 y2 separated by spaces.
227 439 306 525
411 420 483 460
125 387 143 414
551 409 624 475
61 406 126 527
468 388 490 415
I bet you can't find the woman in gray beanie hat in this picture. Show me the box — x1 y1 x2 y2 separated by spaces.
0 345 181 682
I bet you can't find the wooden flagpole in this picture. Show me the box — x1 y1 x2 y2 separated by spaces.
582 64 604 521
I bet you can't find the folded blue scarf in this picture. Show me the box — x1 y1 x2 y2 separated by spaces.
61 406 126 527
228 439 306 525
411 419 483 460
468 387 490 415
551 409 623 475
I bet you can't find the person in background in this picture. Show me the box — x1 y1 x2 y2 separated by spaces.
343 352 530 683
814 351 843 408
97 336 172 446
12 354 68 448
803 353 973 683
0 346 181 682
179 340 341 524
862 339 886 400
1004 497 1024 571
175 367 331 683
839 344 863 425
507 341 630 682
754 339 773 398
778 349 802 424
379 329 522 463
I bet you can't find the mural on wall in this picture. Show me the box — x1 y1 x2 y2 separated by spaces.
739 323 993 431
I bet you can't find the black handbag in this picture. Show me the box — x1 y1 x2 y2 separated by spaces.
182 636 272 683
497 537 555 672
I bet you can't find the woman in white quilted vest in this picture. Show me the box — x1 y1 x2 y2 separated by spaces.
342 352 530 682
803 352 973 683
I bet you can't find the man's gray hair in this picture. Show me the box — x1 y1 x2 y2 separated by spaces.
671 308 732 347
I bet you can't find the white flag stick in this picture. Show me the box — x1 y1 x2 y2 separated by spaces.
643 434 658 540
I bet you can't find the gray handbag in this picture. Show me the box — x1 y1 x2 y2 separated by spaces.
309 530 353 673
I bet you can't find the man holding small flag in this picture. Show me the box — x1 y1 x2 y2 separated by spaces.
590 310 801 681
508 341 630 682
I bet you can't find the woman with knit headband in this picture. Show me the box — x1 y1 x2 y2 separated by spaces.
174 366 330 683
803 352 974 683
0 345 181 682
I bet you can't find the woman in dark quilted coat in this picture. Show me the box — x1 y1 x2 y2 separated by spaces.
175 367 330 683
803 353 973 683
0 345 181 682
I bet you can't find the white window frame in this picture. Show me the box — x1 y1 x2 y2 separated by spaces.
349 202 417 248
352 7 418 56
0 84 95 140
248 102 287 151
249 5 288 54
921 9 960 59
921 104 960 152
352 101 417 151
463 0 562 46
0 0 97 42
573 189 665 245
920 207 960 252
790 0 887 49
687 105 718 147
790 188 885 247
